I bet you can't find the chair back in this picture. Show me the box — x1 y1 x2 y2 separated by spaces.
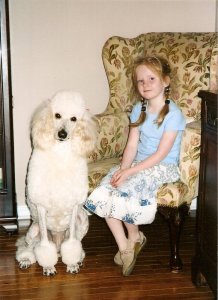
102 32 218 123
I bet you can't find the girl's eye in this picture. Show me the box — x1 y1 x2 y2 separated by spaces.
137 80 144 85
150 77 155 81
55 113 61 119
70 116 77 122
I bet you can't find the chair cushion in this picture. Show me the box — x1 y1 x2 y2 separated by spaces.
88 157 120 193
157 181 189 207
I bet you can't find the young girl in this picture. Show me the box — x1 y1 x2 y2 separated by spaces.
85 55 186 276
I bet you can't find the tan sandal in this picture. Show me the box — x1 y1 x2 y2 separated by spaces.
135 231 147 256
120 240 135 276
114 250 122 266
114 231 147 267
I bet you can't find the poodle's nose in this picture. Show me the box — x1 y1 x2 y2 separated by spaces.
58 129 68 141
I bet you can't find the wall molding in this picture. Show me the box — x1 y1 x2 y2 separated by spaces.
18 204 30 220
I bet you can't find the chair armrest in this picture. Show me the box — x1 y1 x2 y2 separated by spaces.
156 120 201 207
88 111 130 163
179 120 201 200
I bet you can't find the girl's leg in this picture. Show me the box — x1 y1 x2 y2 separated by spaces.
106 218 145 276
123 222 140 243
105 217 128 251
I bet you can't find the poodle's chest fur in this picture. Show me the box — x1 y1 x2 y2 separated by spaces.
27 143 88 215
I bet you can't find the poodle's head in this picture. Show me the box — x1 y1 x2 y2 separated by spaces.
31 91 98 157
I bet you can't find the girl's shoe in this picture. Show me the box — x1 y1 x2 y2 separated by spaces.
114 250 122 266
135 231 147 256
120 240 135 276
114 231 147 267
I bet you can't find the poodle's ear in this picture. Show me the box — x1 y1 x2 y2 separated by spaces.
31 99 54 149
72 110 98 157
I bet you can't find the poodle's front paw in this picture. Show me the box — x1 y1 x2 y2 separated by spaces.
43 266 57 276
66 263 80 274
34 241 58 269
61 238 85 274
19 258 32 269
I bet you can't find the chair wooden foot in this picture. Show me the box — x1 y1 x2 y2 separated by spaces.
158 203 190 272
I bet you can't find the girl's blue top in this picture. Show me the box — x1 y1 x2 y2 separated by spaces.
130 100 186 165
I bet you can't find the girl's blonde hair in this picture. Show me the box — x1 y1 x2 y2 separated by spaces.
130 55 171 128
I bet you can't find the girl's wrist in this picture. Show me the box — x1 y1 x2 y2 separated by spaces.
120 164 127 170
129 164 141 176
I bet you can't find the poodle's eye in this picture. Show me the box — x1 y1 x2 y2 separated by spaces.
70 116 77 122
55 113 61 119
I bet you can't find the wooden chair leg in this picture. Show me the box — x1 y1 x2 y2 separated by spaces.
158 204 190 272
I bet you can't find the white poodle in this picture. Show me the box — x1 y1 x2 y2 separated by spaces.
16 91 97 276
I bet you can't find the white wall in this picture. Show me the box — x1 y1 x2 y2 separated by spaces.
9 0 216 216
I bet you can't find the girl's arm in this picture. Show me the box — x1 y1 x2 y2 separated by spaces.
111 130 178 187
110 127 139 186
120 127 139 169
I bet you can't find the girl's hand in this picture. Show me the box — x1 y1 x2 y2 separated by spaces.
110 168 131 187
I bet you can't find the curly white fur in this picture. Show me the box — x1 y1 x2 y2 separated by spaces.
16 91 97 276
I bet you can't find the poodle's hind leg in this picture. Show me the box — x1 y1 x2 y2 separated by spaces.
75 207 89 241
61 205 86 274
16 222 40 269
34 205 58 276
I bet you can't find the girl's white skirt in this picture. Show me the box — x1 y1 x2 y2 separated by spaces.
85 162 180 225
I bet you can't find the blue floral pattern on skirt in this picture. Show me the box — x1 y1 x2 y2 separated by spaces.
85 162 180 225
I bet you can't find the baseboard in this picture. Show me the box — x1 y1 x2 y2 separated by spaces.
18 205 30 219
17 205 31 227
190 197 197 210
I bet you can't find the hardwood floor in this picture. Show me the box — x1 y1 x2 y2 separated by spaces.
0 212 215 300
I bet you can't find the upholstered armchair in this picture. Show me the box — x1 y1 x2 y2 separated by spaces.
87 32 218 272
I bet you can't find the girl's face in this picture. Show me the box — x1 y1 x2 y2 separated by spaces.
135 64 169 101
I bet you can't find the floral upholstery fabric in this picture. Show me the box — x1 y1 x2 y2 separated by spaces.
156 121 201 206
88 157 120 194
210 43 218 91
88 112 129 163
88 32 218 208
179 121 201 200
102 33 218 120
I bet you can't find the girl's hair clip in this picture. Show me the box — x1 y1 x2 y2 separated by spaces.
141 104 146 112
165 99 170 104
141 99 147 112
